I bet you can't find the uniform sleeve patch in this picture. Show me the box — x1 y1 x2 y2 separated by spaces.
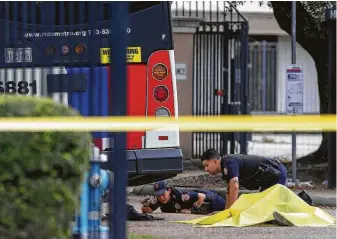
151 197 157 204
181 193 190 202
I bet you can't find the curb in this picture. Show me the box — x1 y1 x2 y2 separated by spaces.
183 159 200 171
131 185 336 207
189 159 204 170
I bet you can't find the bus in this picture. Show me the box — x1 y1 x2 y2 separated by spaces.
0 1 183 186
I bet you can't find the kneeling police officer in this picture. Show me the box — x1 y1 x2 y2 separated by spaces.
201 148 312 209
141 180 225 214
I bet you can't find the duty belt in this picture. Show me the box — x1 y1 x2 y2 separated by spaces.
240 158 282 185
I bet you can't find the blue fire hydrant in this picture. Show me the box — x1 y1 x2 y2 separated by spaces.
72 145 111 239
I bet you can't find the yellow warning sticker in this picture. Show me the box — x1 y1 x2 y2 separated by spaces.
100 47 141 64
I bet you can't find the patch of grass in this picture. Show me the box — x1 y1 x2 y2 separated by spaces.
129 233 166 239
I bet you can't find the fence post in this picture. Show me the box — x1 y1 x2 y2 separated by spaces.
262 40 267 112
240 21 249 154
108 2 129 239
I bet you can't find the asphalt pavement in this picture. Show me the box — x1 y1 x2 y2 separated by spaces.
127 195 336 239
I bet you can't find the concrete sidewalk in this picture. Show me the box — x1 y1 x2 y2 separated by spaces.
131 184 336 207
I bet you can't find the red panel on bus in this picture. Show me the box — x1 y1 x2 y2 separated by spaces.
91 65 146 151
126 65 147 149
104 65 146 150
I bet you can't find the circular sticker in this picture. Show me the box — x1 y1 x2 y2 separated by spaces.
223 167 228 175
175 203 181 210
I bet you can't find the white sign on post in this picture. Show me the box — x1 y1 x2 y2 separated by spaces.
286 64 304 115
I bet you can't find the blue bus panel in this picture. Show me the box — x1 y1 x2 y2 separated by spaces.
0 1 173 68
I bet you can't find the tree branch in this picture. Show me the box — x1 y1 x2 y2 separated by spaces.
270 1 328 59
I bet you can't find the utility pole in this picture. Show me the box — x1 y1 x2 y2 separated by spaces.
324 7 336 189
291 1 297 184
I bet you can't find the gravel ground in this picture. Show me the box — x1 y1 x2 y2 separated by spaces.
168 172 225 189
127 195 336 239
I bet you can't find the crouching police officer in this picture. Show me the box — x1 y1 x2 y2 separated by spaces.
141 180 225 214
201 148 313 209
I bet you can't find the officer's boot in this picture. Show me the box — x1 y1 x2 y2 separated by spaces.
272 211 294 226
271 191 314 226
297 190 314 206
126 204 164 221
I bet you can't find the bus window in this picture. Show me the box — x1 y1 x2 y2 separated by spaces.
0 2 111 25
0 2 164 24
129 2 160 14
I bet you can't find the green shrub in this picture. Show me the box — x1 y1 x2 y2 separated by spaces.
0 95 91 239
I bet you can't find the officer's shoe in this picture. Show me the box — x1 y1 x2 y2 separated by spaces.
126 204 164 221
297 190 314 206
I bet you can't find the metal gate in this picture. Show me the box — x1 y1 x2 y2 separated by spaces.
188 2 249 158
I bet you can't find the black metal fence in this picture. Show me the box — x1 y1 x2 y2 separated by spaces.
171 1 249 158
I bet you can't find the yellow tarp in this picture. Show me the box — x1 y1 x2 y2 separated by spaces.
173 184 336 227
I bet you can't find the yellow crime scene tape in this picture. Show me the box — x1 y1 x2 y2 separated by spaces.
0 115 335 132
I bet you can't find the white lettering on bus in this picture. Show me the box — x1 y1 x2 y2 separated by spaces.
22 28 132 38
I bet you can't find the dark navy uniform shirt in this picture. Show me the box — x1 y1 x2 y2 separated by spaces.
148 188 225 212
220 154 280 190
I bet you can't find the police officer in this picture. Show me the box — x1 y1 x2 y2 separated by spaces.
201 148 312 209
141 180 225 214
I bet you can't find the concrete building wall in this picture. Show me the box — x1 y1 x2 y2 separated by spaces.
172 33 194 159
